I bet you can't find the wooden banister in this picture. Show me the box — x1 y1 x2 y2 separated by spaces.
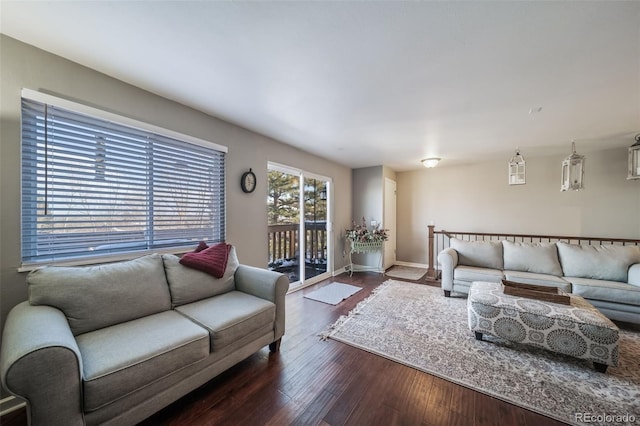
427 225 436 280
436 230 640 244
426 228 640 283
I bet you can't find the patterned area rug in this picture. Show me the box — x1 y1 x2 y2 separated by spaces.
385 265 428 280
322 280 640 425
304 282 362 305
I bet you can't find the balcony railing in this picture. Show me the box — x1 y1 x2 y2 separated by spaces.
268 222 327 274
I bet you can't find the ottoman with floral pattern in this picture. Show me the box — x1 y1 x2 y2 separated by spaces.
468 281 619 373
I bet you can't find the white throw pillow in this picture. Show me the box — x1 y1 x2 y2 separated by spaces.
502 241 563 277
557 242 640 282
450 238 503 270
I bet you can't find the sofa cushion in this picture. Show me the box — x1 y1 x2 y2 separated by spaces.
76 310 209 411
565 276 640 306
453 265 503 283
502 241 563 277
163 246 239 307
176 291 275 351
503 270 571 292
587 299 640 316
28 254 171 335
450 238 503 270
557 242 640 282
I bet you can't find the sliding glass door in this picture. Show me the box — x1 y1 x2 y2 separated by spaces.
303 177 328 281
267 163 331 288
267 168 301 282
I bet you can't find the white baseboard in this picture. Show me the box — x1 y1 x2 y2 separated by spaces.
0 396 25 417
332 266 347 276
393 260 430 269
347 264 384 274
287 280 318 294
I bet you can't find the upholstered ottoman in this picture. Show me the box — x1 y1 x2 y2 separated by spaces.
468 281 619 372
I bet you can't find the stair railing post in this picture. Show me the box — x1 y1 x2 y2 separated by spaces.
427 224 436 280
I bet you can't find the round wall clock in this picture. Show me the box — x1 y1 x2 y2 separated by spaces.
241 168 256 193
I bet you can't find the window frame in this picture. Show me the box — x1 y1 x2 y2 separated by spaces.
19 89 228 271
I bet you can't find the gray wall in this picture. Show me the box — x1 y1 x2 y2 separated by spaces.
350 166 387 268
396 148 640 264
352 166 383 227
0 35 352 343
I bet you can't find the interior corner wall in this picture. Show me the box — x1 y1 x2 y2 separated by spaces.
396 148 640 264
352 166 384 225
350 166 384 267
0 35 352 351
382 165 397 184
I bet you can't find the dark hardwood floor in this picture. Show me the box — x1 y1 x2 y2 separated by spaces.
2 272 569 426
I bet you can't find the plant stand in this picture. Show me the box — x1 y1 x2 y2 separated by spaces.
348 240 384 276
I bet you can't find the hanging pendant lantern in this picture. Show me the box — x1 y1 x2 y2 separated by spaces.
628 134 640 180
508 148 526 185
561 141 585 191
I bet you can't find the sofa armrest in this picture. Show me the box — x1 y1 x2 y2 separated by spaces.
437 248 459 293
629 263 640 287
0 302 84 426
235 265 290 341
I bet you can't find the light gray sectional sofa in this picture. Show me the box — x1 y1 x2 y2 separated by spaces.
0 247 289 426
438 239 640 324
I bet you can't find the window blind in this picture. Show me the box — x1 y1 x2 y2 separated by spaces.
21 96 226 266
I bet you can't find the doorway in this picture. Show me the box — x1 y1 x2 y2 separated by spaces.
267 163 332 289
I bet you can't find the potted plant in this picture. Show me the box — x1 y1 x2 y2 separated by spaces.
345 217 389 252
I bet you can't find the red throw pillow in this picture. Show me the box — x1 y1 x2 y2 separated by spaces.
180 243 232 278
194 240 209 252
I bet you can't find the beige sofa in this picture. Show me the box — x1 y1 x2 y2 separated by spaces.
0 247 289 426
438 239 640 324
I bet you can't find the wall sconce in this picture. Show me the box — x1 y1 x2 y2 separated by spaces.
422 158 441 168
508 148 526 185
628 134 640 180
561 141 585 191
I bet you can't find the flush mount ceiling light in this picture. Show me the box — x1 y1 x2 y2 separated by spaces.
421 158 441 168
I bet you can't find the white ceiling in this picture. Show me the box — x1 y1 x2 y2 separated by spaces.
1 1 639 171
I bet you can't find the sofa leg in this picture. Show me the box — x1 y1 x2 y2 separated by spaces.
269 338 282 352
444 290 451 297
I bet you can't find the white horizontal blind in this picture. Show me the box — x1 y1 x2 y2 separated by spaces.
21 97 226 266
